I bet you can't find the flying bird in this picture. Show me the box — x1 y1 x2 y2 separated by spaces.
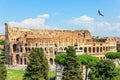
98 10 104 16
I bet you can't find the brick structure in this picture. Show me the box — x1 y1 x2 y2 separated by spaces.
5 23 117 71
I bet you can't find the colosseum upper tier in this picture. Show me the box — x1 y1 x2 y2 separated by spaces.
5 23 117 71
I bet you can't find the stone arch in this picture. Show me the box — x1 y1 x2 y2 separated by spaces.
84 47 87 53
97 47 99 53
25 43 27 46
93 47 95 53
79 47 83 52
44 47 48 53
74 43 78 47
50 58 53 65
89 47 91 53
103 47 105 51
100 47 102 52
16 54 20 64
25 47 27 52
20 58 22 64
64 47 67 50
59 47 63 51
24 58 27 65
54 48 58 55
49 47 53 53
108 46 110 51
13 44 17 52
106 46 108 51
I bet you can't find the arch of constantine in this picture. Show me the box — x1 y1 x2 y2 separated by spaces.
5 23 117 71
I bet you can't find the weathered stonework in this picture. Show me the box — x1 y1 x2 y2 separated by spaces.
5 23 117 71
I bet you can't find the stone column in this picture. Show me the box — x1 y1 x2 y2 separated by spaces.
22 57 24 65
13 55 16 65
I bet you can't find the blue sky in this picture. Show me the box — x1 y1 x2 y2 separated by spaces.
0 0 120 37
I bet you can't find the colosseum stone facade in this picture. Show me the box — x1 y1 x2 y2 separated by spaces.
5 23 117 71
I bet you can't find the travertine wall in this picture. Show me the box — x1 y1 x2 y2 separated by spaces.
5 23 117 71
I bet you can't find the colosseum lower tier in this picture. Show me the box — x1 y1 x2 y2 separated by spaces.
5 23 117 71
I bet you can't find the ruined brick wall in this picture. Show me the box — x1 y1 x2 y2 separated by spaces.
5 23 117 71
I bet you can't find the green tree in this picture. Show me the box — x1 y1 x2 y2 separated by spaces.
77 54 99 80
23 48 49 80
105 52 120 65
62 46 82 80
89 60 117 80
0 40 5 45
105 52 120 59
113 67 120 80
117 48 120 52
0 57 7 80
55 53 66 66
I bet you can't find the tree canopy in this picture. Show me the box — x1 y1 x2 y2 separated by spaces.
55 46 82 80
0 40 5 45
55 53 66 66
89 60 117 80
0 57 7 80
23 48 49 80
105 52 120 59
77 54 99 67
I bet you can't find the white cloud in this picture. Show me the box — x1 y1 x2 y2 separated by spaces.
75 15 94 21
117 16 120 19
69 15 120 37
70 16 94 25
38 14 49 18
8 14 50 29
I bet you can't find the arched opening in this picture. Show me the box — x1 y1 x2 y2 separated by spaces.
106 47 108 51
97 47 99 53
74 43 78 47
20 58 22 64
108 47 110 51
103 47 105 51
54 43 58 47
64 47 67 50
54 48 58 55
25 47 27 52
28 48 30 52
13 44 17 52
25 43 27 46
84 47 87 53
89 47 91 53
100 47 102 52
93 47 95 53
16 54 19 64
79 47 83 50
50 58 53 65
24 58 27 65
45 48 48 53
49 47 53 53
59 47 63 51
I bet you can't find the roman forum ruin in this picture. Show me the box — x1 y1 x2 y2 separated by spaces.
5 23 117 71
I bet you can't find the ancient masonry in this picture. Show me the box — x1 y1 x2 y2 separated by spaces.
5 23 117 71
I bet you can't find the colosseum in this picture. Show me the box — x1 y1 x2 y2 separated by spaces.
5 23 117 71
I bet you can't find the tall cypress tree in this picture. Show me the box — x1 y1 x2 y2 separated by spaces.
62 46 82 80
0 57 7 80
23 48 49 80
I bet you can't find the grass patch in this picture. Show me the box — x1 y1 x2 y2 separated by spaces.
7 69 55 80
7 69 24 80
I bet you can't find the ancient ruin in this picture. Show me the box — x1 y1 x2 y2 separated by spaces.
5 23 117 71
